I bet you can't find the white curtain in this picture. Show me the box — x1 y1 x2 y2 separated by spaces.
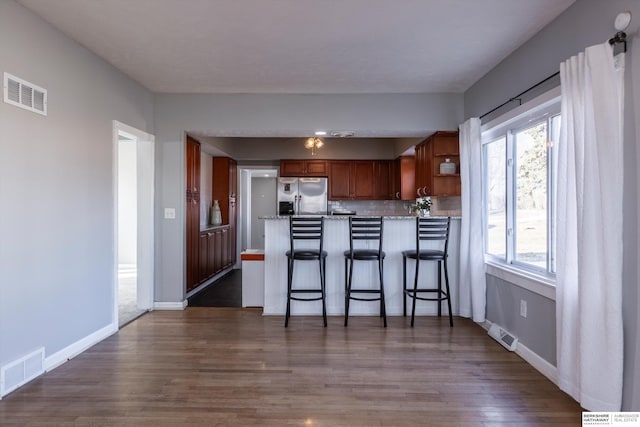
556 42 625 411
458 118 486 323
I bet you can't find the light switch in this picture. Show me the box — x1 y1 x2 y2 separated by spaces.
164 208 176 219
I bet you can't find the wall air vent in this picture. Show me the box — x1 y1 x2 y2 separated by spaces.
3 72 47 116
330 130 355 137
488 323 519 351
0 347 45 398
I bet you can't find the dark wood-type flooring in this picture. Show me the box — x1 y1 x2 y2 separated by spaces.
188 269 242 307
0 309 583 426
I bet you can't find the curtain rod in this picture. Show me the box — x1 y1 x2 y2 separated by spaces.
479 31 628 120
479 72 559 120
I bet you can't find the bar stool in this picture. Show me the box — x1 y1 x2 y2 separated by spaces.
402 217 453 327
285 216 328 327
344 216 387 327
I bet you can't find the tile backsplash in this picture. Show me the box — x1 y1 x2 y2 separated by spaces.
328 196 462 217
329 200 414 216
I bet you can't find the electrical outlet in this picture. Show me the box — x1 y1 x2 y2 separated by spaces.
520 299 527 318
164 208 176 219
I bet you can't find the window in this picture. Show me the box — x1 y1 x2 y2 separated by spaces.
482 89 560 277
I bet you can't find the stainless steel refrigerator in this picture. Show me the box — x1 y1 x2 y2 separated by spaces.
277 177 328 215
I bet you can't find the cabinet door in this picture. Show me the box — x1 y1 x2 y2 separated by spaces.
186 136 201 196
280 160 306 176
199 232 208 282
222 228 231 269
185 194 200 291
414 143 423 197
328 161 351 199
213 229 224 274
397 156 416 200
305 160 327 176
373 161 392 200
351 161 375 199
415 139 432 196
229 225 236 267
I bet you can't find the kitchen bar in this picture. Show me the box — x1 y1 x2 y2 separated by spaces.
262 215 461 318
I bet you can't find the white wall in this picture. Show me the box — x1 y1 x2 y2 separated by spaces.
117 139 137 265
0 0 154 368
464 0 640 410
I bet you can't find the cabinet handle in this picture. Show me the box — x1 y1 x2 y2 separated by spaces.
395 191 400 199
417 188 422 197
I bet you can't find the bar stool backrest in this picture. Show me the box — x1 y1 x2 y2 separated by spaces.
289 216 324 252
416 217 451 254
348 216 384 255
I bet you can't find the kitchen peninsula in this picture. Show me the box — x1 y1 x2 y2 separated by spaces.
263 215 461 317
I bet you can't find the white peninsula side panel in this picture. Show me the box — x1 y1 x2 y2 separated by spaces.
264 217 461 318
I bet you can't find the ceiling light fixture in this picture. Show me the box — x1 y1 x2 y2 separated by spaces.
305 137 324 156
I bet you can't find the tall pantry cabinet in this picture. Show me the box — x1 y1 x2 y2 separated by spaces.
185 136 201 292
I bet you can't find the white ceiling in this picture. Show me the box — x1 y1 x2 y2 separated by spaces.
17 0 575 94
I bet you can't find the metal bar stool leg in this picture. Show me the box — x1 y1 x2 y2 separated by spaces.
285 257 293 327
344 258 354 327
444 257 453 327
411 258 420 327
437 260 442 318
320 257 327 327
402 255 407 317
379 258 387 328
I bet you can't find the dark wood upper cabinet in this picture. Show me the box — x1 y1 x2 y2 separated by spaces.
373 160 393 200
186 136 201 197
393 156 415 200
327 160 392 200
280 160 328 177
328 161 351 199
415 131 460 197
350 161 375 200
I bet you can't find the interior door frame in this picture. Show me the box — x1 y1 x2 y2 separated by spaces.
112 120 155 328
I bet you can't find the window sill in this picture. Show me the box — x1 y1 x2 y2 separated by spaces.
485 260 556 301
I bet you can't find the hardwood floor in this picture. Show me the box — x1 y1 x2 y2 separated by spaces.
0 309 582 426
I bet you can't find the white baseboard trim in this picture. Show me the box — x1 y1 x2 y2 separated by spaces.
480 320 557 385
45 322 117 372
515 341 557 385
154 300 187 310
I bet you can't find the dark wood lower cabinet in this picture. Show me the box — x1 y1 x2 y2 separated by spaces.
198 225 233 284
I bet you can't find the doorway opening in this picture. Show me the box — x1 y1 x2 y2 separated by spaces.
240 167 278 250
113 121 155 327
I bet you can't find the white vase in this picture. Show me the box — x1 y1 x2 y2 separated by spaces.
211 200 222 226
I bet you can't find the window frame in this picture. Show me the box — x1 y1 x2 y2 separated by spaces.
481 87 561 284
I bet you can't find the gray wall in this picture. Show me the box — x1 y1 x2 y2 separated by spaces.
153 92 464 304
0 1 154 366
464 0 640 410
485 275 556 364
